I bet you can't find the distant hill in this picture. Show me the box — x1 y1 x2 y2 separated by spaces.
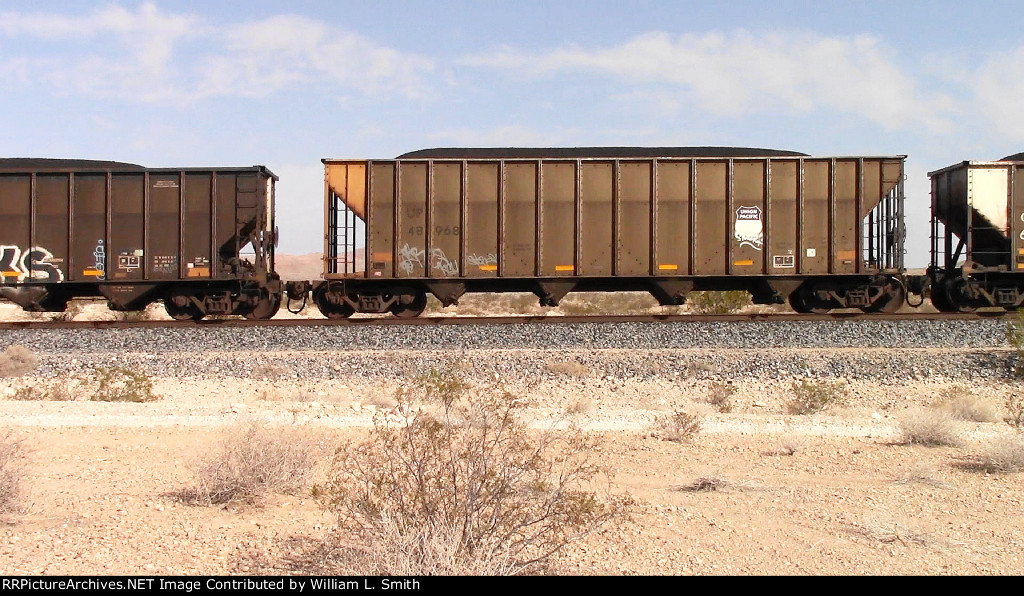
275 251 364 281
274 253 324 281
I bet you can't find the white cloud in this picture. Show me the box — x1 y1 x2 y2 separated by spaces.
972 45 1024 141
463 30 955 132
0 4 434 103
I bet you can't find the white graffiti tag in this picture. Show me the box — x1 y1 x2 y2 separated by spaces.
398 244 459 276
0 245 64 283
467 253 497 266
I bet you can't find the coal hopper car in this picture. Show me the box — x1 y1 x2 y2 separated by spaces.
302 147 907 317
0 158 281 320
927 154 1024 311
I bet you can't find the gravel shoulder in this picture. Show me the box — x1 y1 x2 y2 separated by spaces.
1 321 1023 575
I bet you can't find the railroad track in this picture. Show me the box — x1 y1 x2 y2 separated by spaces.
0 310 1009 330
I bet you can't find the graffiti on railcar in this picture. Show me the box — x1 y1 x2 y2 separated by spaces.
0 245 65 283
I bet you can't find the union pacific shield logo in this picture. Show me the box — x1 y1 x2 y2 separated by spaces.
734 206 763 250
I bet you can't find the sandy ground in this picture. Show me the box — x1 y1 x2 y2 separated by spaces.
0 368 1022 576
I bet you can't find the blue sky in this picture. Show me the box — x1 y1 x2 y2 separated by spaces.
2 1 1024 266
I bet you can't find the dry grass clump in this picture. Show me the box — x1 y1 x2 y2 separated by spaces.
852 516 932 547
557 292 659 316
769 433 807 456
652 409 702 443
544 361 590 378
183 422 324 506
976 435 1024 473
1006 394 1024 431
89 367 157 402
899 407 962 447
0 345 39 378
0 430 27 513
250 363 292 381
319 369 626 576
10 380 76 401
937 386 1000 423
706 382 735 413
687 291 750 315
786 379 846 415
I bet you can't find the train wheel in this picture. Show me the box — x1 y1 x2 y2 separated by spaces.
863 282 906 314
313 287 354 319
321 302 355 319
948 279 978 313
929 285 959 313
244 291 281 320
788 285 828 314
390 290 427 318
164 296 204 321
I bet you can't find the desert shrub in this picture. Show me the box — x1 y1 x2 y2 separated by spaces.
1007 313 1024 376
0 430 26 513
250 363 292 381
786 379 846 415
0 346 39 378
558 292 657 316
706 382 735 413
770 434 807 456
184 422 323 506
653 409 702 443
687 291 750 315
544 361 590 378
90 367 156 402
10 380 76 401
937 386 999 422
319 370 625 576
899 408 962 447
1006 394 1024 431
977 435 1024 473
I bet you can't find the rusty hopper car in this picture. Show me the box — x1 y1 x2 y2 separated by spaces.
927 154 1024 311
303 147 907 317
0 159 281 320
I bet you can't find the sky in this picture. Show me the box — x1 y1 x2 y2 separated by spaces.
2 1 1024 266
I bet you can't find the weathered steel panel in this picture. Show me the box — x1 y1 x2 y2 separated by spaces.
465 162 498 278
802 160 830 274
540 161 575 276
1013 165 1024 271
72 174 107 282
110 175 145 281
580 162 613 276
430 162 462 278
618 161 651 276
32 175 70 282
502 162 536 277
833 160 858 274
693 161 728 275
767 160 798 274
395 162 427 277
183 174 212 279
149 173 181 281
368 162 395 278
655 160 691 276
